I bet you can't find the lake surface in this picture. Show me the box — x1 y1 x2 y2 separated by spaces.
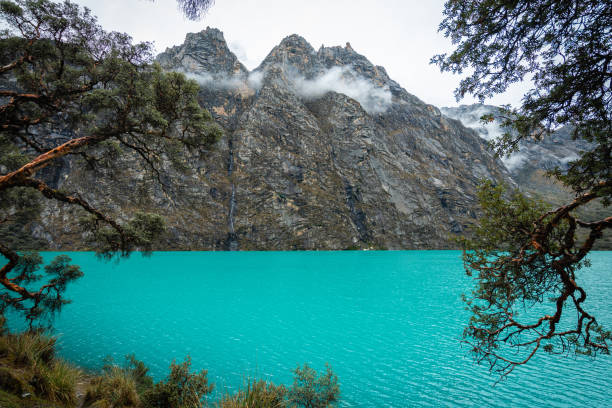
13 251 612 406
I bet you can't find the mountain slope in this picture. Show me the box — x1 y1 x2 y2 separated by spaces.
441 104 611 249
29 28 513 250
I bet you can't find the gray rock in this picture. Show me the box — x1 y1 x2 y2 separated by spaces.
34 29 514 250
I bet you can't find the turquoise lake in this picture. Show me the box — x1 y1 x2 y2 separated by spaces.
10 251 612 406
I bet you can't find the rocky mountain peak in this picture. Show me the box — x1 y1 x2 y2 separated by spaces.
278 34 315 52
258 34 317 73
157 27 246 75
34 27 517 251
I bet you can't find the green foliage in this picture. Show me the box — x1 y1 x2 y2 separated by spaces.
85 354 159 408
0 0 221 328
31 358 81 406
0 330 80 405
86 368 141 408
218 364 339 408
218 379 286 408
433 0 611 195
0 330 56 368
80 212 166 259
460 182 610 376
0 253 83 329
434 0 611 376
286 364 339 408
141 356 212 408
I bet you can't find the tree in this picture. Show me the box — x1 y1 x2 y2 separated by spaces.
0 0 221 329
433 0 611 377
286 363 339 408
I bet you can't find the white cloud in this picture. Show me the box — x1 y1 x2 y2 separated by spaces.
247 70 265 90
501 152 528 170
287 66 392 114
181 70 265 92
441 106 527 171
228 41 248 64
442 105 507 142
72 0 530 108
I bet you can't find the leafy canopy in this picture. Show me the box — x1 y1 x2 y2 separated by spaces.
0 0 221 329
433 0 611 377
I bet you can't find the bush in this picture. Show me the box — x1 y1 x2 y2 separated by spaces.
0 329 80 405
32 359 81 406
85 366 141 408
218 379 286 408
141 356 212 408
286 364 339 408
0 331 56 368
84 354 152 408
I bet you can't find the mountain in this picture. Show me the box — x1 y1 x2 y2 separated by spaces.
31 28 513 250
440 104 590 186
441 104 610 249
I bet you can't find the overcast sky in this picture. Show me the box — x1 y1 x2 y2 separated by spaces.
72 0 529 108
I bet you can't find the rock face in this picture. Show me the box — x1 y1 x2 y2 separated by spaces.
32 28 513 250
440 104 590 186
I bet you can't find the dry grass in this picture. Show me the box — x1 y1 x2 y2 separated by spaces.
218 379 286 408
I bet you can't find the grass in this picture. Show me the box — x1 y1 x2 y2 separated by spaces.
0 331 56 368
0 388 66 408
0 328 339 408
218 379 286 408
32 359 81 406
0 330 81 407
84 366 141 408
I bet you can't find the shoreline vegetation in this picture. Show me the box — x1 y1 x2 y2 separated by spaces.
0 319 340 408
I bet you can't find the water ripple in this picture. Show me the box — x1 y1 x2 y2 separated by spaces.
14 250 611 407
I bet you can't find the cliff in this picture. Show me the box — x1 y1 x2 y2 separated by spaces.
30 28 513 250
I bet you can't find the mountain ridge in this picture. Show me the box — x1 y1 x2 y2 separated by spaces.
28 27 514 250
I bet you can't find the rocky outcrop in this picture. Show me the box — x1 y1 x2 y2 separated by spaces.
31 28 513 250
440 104 590 185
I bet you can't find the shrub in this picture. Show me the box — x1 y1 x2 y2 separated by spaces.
286 364 339 408
218 379 286 408
0 330 79 404
32 359 81 406
141 356 212 408
0 365 32 395
84 355 152 408
85 366 141 408
0 331 56 368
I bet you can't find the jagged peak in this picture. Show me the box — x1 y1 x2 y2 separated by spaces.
184 27 227 48
156 26 246 76
277 34 315 53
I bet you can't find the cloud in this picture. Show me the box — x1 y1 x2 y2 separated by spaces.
228 41 261 71
287 66 392 114
247 70 265 90
501 152 528 170
442 105 507 142
228 41 248 64
181 65 392 115
181 70 265 92
441 106 527 171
